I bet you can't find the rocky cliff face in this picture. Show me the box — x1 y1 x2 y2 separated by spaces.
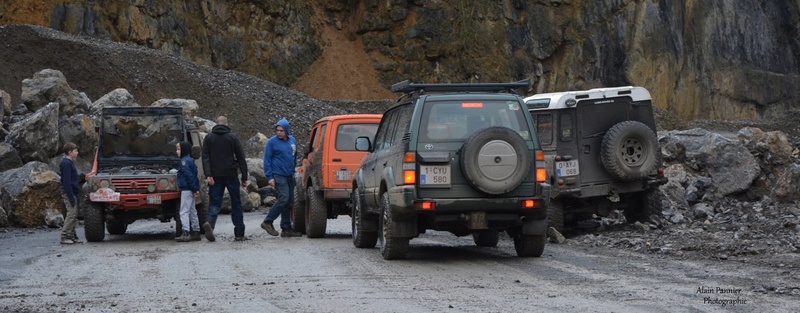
1 0 798 121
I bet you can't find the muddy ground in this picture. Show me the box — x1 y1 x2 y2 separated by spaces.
1 211 798 312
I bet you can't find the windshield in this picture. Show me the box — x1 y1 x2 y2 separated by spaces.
418 100 530 142
100 113 184 159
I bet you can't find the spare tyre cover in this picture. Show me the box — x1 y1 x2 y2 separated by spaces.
460 126 531 195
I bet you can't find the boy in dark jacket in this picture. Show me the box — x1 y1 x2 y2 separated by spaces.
176 141 201 242
60 142 82 244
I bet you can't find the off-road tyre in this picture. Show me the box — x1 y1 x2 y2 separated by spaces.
461 126 531 195
305 186 327 238
106 219 127 235
291 183 306 234
547 199 565 233
514 234 546 257
84 202 105 242
379 192 409 260
352 188 378 248
600 121 659 181
472 230 500 247
624 187 665 224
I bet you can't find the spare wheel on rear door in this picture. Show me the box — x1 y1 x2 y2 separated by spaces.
460 126 531 195
600 121 659 180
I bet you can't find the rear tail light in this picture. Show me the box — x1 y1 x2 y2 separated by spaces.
404 170 416 184
534 149 546 182
536 168 546 182
521 199 541 208
403 152 416 185
415 201 436 210
535 150 544 161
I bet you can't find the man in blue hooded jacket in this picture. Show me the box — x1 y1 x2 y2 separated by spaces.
261 117 302 237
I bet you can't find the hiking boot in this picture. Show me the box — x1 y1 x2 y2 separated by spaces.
68 232 83 243
281 228 302 238
261 222 278 236
233 226 247 241
190 231 201 241
175 233 191 242
202 222 215 242
60 237 75 245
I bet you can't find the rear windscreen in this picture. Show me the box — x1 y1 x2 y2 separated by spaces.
419 100 530 142
335 123 379 151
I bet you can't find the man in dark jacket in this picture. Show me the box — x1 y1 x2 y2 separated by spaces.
202 116 249 241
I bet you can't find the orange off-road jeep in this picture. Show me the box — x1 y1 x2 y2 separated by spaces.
292 114 382 238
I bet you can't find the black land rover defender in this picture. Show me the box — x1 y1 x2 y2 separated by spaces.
352 80 551 260
524 86 666 232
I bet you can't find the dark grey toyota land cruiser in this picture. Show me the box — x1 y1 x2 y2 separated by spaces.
351 80 551 260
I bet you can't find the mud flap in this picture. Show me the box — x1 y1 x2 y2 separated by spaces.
391 218 418 238
521 218 548 235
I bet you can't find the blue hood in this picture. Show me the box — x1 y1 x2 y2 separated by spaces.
275 118 291 136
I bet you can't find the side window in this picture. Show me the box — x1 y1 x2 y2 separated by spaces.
559 113 573 142
389 105 413 146
319 124 328 149
534 113 553 146
308 126 319 152
373 109 398 151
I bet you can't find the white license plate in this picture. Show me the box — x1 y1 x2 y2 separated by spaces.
147 194 161 204
555 160 579 177
89 188 120 202
336 170 351 181
420 165 450 186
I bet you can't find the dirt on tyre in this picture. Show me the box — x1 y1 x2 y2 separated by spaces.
106 219 127 235
600 121 659 181
624 187 665 224
514 234 546 257
352 188 378 248
472 229 500 247
292 184 306 234
84 202 105 242
379 192 409 260
305 186 327 238
547 200 565 233
460 126 531 195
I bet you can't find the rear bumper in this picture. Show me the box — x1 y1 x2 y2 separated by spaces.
388 185 547 219
555 177 666 198
324 188 351 200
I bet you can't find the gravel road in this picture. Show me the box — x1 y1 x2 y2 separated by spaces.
1 209 797 312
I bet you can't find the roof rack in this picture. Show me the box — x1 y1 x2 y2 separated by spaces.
391 79 530 95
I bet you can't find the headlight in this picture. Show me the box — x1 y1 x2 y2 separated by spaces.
158 178 170 189
93 179 115 191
